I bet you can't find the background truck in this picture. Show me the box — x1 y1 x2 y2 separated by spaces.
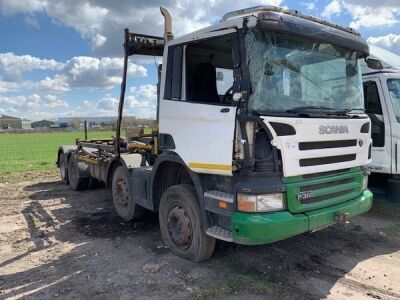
361 45 400 201
57 5 374 262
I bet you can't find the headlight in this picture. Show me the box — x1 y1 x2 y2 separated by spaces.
362 176 369 190
237 193 285 212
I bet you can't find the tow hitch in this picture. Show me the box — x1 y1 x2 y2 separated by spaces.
334 212 350 227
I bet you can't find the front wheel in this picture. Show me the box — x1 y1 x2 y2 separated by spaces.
112 166 145 221
159 184 215 262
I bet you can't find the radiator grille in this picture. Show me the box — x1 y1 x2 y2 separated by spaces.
299 154 356 167
299 140 357 150
300 178 353 192
303 168 350 179
300 189 354 204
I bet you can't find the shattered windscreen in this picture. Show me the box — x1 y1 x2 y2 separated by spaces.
245 30 364 114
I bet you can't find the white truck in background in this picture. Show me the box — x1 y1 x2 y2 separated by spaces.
361 46 400 201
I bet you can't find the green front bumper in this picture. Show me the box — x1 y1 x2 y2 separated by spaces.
232 189 373 245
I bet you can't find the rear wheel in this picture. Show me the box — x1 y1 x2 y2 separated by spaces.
59 153 68 184
112 166 145 221
159 184 215 262
68 156 90 190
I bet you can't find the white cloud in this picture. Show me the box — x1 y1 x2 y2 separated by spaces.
301 1 317 11
72 84 158 118
0 0 283 56
97 97 119 110
347 5 399 29
125 84 157 118
367 34 400 55
0 0 46 15
61 56 147 89
321 0 342 18
0 94 41 111
0 82 158 119
0 52 64 82
0 81 18 93
137 84 157 99
0 93 70 118
32 75 70 92
0 53 147 92
321 0 400 29
43 94 69 108
92 34 107 49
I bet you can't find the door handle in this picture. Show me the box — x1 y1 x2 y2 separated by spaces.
220 108 230 113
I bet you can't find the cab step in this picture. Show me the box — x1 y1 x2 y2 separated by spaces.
206 226 233 242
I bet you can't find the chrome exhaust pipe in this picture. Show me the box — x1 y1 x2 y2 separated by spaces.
160 7 174 42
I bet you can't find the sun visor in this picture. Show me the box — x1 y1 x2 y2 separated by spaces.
256 12 369 57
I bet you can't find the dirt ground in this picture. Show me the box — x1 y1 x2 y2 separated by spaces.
1 172 400 300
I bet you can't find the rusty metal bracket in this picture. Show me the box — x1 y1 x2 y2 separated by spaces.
334 212 350 227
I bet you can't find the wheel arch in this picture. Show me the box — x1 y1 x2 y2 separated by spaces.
150 152 209 228
106 158 123 189
106 154 142 188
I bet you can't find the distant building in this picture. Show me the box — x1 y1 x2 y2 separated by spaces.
0 114 22 130
31 119 55 128
22 119 32 130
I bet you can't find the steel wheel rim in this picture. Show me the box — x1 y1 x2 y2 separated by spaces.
167 203 192 250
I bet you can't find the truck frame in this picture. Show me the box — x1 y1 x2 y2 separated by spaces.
57 5 373 261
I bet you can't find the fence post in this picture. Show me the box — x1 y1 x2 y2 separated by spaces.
84 121 88 140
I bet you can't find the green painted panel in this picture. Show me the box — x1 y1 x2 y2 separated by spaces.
282 167 362 184
306 189 373 230
232 211 309 245
285 169 364 213
231 190 373 246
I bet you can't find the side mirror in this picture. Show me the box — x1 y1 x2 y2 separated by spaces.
233 91 247 102
346 64 358 77
216 71 224 81
366 58 383 70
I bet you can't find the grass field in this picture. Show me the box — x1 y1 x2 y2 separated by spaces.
0 131 114 174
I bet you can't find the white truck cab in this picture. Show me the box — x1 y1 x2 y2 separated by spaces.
361 46 400 200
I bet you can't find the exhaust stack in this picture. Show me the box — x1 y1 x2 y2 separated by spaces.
160 7 174 42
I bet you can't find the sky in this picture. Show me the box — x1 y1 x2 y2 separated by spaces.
0 0 399 121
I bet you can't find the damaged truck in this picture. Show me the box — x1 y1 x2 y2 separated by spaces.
57 6 374 261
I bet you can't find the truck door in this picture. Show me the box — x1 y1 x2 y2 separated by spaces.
159 33 238 175
385 78 400 175
363 78 392 173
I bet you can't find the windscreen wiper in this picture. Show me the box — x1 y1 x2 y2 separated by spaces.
285 106 336 114
331 108 366 116
339 108 365 113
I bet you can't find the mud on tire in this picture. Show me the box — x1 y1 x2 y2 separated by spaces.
67 156 90 191
59 153 69 184
159 184 216 262
112 166 145 221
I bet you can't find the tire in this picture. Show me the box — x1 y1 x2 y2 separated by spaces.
159 184 216 262
112 166 145 221
68 156 90 191
59 153 68 184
